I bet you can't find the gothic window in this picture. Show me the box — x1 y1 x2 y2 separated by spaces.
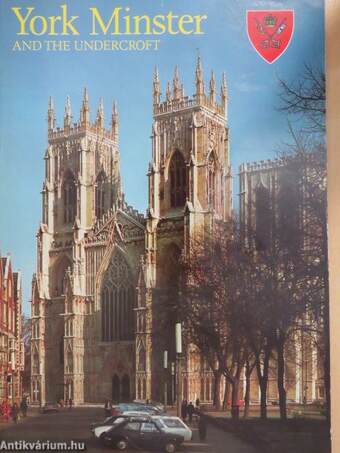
33 301 39 316
45 158 50 181
52 256 72 297
207 153 217 210
183 377 188 400
95 171 106 219
137 345 146 371
200 378 205 401
59 338 64 365
54 156 58 181
170 151 187 208
255 185 271 251
67 297 72 314
101 251 135 342
63 171 76 224
43 191 48 224
142 379 146 399
32 381 40 402
278 170 300 250
32 351 39 375
206 379 210 401
66 347 73 373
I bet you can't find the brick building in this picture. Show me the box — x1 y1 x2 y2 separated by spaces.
0 253 24 403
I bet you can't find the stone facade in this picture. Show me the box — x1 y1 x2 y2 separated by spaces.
31 59 322 406
0 254 24 404
239 159 325 403
31 58 232 405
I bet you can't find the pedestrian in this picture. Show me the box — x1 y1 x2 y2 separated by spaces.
111 405 119 416
181 399 188 421
1 400 10 422
11 403 19 424
195 398 200 409
187 401 195 423
198 414 207 441
20 398 28 418
68 398 73 410
104 399 112 417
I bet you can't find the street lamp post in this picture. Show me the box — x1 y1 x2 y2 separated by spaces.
163 350 168 410
171 362 175 405
175 323 182 417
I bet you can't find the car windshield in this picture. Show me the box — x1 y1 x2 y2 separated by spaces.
113 417 125 425
161 418 186 428
154 420 164 431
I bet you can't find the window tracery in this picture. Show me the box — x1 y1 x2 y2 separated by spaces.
170 151 187 208
101 252 134 342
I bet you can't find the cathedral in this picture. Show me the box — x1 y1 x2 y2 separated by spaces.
30 57 233 404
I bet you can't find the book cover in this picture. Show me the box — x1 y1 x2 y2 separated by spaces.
0 1 329 452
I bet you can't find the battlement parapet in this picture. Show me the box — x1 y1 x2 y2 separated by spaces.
239 157 286 174
48 122 116 142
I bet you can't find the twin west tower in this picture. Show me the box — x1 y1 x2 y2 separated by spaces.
31 58 232 404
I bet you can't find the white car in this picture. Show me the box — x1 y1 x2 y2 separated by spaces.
93 416 125 440
153 416 192 442
93 412 151 440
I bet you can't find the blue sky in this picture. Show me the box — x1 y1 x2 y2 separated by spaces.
0 0 324 313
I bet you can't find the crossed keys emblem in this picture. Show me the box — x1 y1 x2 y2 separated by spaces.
254 16 287 49
247 10 294 63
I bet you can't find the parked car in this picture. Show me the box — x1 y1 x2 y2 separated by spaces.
91 412 152 440
42 402 59 413
134 400 165 412
92 416 126 440
117 403 162 415
91 415 123 431
152 416 192 442
103 417 184 452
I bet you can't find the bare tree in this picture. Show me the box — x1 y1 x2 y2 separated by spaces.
278 64 328 419
178 221 250 418
278 64 325 134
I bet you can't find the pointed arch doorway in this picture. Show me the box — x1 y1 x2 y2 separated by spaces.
112 374 120 403
121 374 130 402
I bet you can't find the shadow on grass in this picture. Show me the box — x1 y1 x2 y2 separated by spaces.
207 416 331 453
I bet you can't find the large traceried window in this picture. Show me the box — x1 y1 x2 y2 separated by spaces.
63 171 77 224
170 151 187 208
95 171 106 219
101 251 135 342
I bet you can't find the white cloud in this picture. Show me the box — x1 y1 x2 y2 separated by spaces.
234 81 263 92
234 74 264 92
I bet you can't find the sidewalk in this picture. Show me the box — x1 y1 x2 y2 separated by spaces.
0 407 41 431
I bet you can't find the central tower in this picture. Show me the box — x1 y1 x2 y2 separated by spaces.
135 57 232 403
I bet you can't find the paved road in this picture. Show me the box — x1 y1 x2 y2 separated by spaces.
0 408 257 453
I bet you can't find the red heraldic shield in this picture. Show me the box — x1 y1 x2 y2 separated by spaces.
247 10 294 64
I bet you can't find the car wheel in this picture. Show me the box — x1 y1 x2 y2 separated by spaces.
116 439 128 450
99 433 106 442
165 442 176 453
